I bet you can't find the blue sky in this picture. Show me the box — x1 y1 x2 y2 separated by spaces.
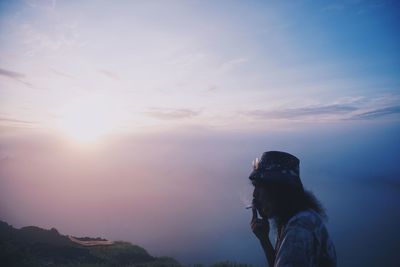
0 0 399 135
0 1 400 266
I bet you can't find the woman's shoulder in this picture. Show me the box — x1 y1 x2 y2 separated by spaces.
285 209 324 233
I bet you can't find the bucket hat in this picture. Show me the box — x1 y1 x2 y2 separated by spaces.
249 151 303 190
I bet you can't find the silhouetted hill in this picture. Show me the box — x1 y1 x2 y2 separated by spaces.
73 236 107 241
0 220 181 267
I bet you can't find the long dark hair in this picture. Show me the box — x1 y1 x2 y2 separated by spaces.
257 180 328 231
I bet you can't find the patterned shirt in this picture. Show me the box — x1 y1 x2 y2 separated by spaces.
274 209 337 267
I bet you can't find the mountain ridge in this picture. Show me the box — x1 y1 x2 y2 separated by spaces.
0 220 180 267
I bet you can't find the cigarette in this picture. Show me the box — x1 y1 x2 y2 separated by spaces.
245 205 254 209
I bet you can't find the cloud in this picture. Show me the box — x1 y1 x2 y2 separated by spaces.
243 99 400 122
19 21 85 56
0 115 35 127
244 104 358 120
51 68 75 80
0 68 25 79
99 70 120 80
349 105 400 120
218 57 248 73
144 108 200 120
26 0 56 10
0 67 32 87
200 85 218 94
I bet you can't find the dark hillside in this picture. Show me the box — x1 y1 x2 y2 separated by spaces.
0 220 180 267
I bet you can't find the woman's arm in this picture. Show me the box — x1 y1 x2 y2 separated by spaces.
260 238 276 267
251 208 276 267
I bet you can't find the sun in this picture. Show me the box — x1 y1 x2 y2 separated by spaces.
58 95 119 143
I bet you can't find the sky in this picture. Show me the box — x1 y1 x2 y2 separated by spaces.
0 1 400 266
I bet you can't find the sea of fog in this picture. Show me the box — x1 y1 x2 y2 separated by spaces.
1 122 399 266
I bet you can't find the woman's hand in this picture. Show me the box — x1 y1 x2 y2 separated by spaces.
250 206 275 267
250 207 270 243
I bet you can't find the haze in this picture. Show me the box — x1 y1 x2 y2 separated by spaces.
1 1 399 266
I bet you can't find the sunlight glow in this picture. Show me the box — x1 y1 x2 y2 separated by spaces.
57 95 120 143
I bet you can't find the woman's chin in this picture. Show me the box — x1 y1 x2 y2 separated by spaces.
262 210 275 219
260 211 271 219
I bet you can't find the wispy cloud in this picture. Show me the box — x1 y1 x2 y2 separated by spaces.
0 115 35 127
0 67 32 87
201 85 218 94
349 105 400 120
51 68 75 80
26 0 57 10
20 21 84 56
244 104 358 120
144 108 200 120
218 57 248 73
0 68 25 79
99 70 120 80
241 94 400 123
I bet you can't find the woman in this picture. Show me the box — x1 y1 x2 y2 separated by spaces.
249 151 336 267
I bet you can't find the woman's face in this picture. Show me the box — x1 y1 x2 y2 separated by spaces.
253 186 275 219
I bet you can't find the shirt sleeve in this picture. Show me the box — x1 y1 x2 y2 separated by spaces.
274 226 315 267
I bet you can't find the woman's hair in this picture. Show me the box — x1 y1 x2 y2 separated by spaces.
256 180 328 230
